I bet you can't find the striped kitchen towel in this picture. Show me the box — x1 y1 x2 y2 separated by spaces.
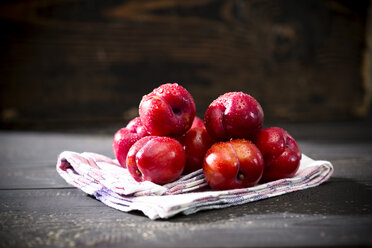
56 151 333 219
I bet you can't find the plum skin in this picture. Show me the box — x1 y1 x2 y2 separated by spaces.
139 83 196 137
126 117 148 137
255 127 302 182
203 139 264 190
112 117 148 168
191 116 205 129
204 92 264 142
126 136 186 185
182 126 215 174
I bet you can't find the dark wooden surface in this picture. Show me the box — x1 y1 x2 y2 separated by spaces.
0 120 372 247
0 0 371 129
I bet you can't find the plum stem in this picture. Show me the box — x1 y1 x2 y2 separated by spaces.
238 172 245 180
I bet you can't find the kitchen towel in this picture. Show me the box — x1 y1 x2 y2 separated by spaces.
56 151 333 219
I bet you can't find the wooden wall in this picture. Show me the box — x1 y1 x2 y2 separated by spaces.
0 0 370 129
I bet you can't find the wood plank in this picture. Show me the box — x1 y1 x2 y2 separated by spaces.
0 131 114 165
271 119 372 142
0 164 70 189
0 131 113 189
0 123 371 247
1 130 372 189
0 180 371 248
1 120 372 166
1 153 372 189
299 141 372 161
0 0 370 129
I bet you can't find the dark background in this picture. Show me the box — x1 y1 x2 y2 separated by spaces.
0 0 371 131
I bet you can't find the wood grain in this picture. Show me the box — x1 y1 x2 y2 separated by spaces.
0 183 371 248
0 0 370 128
1 121 372 188
0 120 372 247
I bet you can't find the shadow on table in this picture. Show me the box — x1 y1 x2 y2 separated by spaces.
166 177 372 223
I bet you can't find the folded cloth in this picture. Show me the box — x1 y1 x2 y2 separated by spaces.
56 151 333 219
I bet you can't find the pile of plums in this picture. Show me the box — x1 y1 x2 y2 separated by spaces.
113 83 301 190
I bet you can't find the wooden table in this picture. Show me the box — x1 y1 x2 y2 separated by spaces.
1 120 372 247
